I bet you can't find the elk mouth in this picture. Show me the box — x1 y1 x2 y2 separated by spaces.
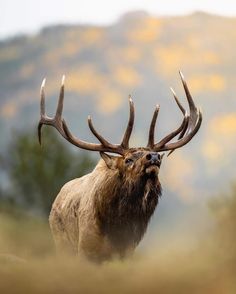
145 163 160 177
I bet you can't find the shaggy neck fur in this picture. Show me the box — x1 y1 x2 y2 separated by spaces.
94 160 162 255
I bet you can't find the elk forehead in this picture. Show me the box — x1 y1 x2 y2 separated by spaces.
125 149 160 159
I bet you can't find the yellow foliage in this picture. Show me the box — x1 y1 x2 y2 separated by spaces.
202 140 222 162
63 42 81 56
42 66 123 114
67 65 106 95
187 37 220 65
65 30 79 40
43 42 80 65
43 28 103 66
121 46 142 64
127 18 162 43
0 46 20 61
39 66 106 97
188 74 225 94
155 46 182 74
97 87 123 114
155 45 221 76
81 28 104 45
207 114 236 137
43 49 61 65
187 36 200 48
203 52 220 65
212 114 236 135
36 66 122 114
0 88 36 119
113 66 142 87
1 101 18 118
20 63 35 78
202 113 236 169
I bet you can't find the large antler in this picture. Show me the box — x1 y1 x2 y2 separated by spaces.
38 76 134 155
147 71 202 154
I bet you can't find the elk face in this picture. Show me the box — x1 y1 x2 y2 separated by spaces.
100 150 164 181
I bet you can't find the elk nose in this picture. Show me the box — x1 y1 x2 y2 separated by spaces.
146 152 161 164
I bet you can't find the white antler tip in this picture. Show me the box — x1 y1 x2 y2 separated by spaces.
128 95 133 103
41 78 46 88
62 75 65 85
156 104 160 110
179 70 184 80
170 87 176 95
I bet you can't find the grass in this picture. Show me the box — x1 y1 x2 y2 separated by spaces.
0 211 235 294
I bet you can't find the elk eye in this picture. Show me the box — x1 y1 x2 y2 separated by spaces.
146 154 152 160
125 158 133 164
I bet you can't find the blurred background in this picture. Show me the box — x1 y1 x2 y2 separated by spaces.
0 1 236 293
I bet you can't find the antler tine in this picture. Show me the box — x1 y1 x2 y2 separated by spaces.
158 87 188 154
121 95 135 149
38 78 50 145
152 87 188 149
40 78 46 116
88 115 113 147
55 75 65 118
160 109 202 152
164 75 199 154
170 87 185 115
147 105 160 148
167 116 189 157
153 73 202 153
154 113 188 149
179 71 196 113
62 119 124 155
179 71 198 129
38 76 69 146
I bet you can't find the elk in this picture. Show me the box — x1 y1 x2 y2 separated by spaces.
38 72 202 262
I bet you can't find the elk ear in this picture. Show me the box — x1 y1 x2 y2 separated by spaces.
100 152 118 170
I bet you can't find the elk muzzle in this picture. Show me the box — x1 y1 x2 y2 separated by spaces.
144 152 161 176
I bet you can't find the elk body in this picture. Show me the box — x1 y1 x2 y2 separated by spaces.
38 72 202 262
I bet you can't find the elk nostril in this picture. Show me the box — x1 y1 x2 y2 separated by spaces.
146 154 152 161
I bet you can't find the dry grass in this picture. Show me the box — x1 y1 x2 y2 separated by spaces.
0 212 235 294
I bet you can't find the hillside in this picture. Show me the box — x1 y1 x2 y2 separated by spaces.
0 11 236 205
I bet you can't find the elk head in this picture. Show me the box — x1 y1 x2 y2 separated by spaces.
38 72 202 182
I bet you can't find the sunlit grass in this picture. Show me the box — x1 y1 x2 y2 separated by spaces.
0 211 235 294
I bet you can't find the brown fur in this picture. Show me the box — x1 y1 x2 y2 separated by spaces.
49 149 162 262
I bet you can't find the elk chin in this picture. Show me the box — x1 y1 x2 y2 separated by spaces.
145 165 159 178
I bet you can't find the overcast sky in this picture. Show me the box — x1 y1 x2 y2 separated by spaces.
1 0 236 39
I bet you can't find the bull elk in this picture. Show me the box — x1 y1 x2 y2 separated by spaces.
38 72 202 262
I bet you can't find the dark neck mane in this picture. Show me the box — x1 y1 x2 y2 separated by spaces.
94 170 162 255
